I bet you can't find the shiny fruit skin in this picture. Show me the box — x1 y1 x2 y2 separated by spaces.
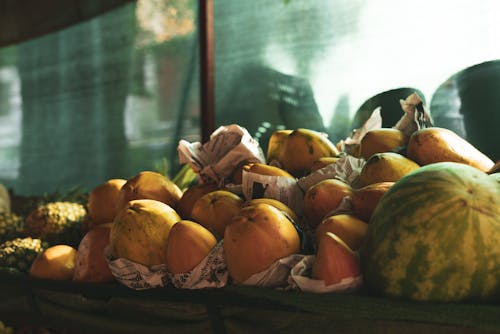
177 183 219 219
165 220 217 274
351 182 394 222
110 199 180 266
88 178 127 226
312 232 360 285
191 190 244 238
315 214 368 251
281 129 339 177
224 203 300 283
30 245 77 280
117 171 183 211
407 127 494 172
360 128 406 160
303 179 353 229
357 152 420 188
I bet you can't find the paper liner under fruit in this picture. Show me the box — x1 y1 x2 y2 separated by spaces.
288 255 363 293
240 253 306 289
178 124 265 186
105 241 228 290
168 241 228 289
105 246 169 290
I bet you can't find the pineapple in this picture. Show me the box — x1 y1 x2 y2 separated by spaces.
0 183 10 214
24 201 88 248
0 212 24 243
0 237 47 273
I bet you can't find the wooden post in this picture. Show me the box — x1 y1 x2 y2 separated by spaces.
199 0 215 142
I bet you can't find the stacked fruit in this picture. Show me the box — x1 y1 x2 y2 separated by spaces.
0 98 499 303
0 188 88 276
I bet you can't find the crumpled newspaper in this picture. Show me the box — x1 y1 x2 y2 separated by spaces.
234 253 362 294
105 241 228 290
339 91 433 155
105 246 169 290
177 124 265 187
394 92 434 140
297 155 366 192
168 241 228 289
241 169 303 215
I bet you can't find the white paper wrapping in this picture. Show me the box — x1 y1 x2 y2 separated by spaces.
297 155 366 192
105 246 170 290
105 241 228 290
241 169 303 215
394 92 433 139
168 241 228 289
177 124 265 186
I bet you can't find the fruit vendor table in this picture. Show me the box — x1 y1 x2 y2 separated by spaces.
0 269 499 334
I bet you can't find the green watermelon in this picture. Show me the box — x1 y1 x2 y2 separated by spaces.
361 162 500 302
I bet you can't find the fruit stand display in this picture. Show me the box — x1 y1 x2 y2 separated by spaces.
0 93 499 333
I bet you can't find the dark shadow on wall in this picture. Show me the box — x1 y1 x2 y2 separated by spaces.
431 60 500 161
350 87 426 131
216 64 326 155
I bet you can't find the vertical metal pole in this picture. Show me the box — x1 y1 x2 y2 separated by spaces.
199 0 215 142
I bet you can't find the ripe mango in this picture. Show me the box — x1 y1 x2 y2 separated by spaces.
351 182 394 222
30 245 77 280
176 183 219 219
312 232 360 286
267 129 293 163
117 171 183 211
88 178 127 226
73 223 114 283
407 127 494 172
191 190 244 238
315 214 368 251
165 220 217 274
303 179 353 229
360 128 406 160
110 199 180 266
244 198 299 224
244 163 295 178
356 152 420 188
280 129 339 177
224 203 300 283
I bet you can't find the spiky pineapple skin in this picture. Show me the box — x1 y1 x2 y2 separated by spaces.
0 212 24 243
24 201 88 248
0 237 47 273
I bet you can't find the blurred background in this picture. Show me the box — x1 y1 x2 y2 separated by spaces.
0 0 499 196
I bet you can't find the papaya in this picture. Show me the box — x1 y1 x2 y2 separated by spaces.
280 129 339 177
303 179 353 229
360 128 406 160
312 232 360 286
165 220 217 274
351 182 394 222
315 214 368 251
407 127 494 172
244 163 295 178
356 152 420 188
267 129 293 163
